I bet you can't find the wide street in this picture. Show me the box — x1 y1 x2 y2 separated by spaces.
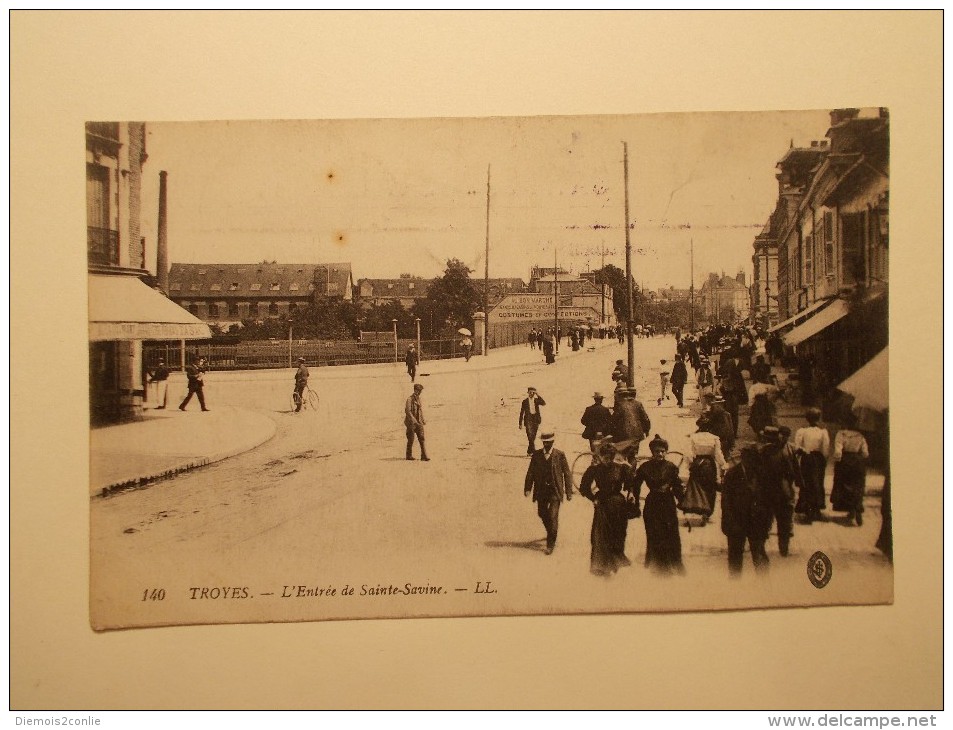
90 336 891 629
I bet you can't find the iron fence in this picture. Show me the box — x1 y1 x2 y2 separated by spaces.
143 337 468 371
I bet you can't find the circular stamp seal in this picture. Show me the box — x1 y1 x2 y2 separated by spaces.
807 551 833 589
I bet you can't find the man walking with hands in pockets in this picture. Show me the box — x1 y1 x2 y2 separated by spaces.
404 383 429 461
524 431 575 555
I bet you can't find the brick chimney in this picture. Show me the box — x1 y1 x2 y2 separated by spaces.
156 170 169 294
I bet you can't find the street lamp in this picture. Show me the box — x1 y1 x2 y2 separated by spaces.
392 319 398 363
287 318 293 368
415 317 421 356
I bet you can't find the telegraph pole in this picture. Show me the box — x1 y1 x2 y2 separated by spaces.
690 237 695 331
623 142 634 387
553 246 559 353
484 164 490 356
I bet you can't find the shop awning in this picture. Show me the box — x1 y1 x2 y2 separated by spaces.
837 348 888 412
767 297 832 333
89 274 212 341
782 298 850 346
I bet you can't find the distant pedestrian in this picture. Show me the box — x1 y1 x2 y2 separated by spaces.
461 335 473 362
721 446 771 575
830 417 870 526
524 431 574 555
293 357 310 412
519 387 546 455
405 344 419 382
670 355 688 408
149 359 170 409
178 356 209 412
794 407 830 523
404 383 429 461
542 333 556 365
536 329 544 349
580 443 635 576
528 329 537 349
747 391 777 437
632 434 685 575
580 391 613 453
658 360 671 406
750 354 772 385
696 358 714 399
683 417 728 522
701 394 735 459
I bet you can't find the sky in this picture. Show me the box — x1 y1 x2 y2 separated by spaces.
139 109 832 291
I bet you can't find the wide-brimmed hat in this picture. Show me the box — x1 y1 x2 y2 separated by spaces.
593 391 604 399
760 425 781 441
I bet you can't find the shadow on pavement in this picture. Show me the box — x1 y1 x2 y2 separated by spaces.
484 538 548 553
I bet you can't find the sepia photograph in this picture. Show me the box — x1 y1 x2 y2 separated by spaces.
87 109 892 629
12 10 941 712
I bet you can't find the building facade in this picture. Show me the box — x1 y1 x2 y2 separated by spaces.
697 271 750 324
87 122 209 424
167 262 353 327
759 108 889 415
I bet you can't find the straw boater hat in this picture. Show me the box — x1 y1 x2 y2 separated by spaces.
540 431 555 441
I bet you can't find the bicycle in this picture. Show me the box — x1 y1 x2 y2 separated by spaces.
291 385 319 412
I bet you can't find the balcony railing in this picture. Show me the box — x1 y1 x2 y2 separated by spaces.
88 227 119 266
86 122 120 142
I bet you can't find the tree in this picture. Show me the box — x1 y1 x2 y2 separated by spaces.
419 259 481 336
591 264 635 323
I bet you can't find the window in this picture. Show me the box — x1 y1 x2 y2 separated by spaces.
228 302 239 318
209 303 220 317
250 283 262 291
803 234 813 286
229 282 239 291
189 304 199 316
408 282 415 290
198 269 207 275
210 283 222 291
289 282 299 291
823 211 834 276
269 302 278 316
190 283 200 291
270 283 280 291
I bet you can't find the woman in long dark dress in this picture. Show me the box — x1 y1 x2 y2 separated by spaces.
580 443 635 576
830 421 870 526
633 435 685 574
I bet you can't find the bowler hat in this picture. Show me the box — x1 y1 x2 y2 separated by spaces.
413 384 424 391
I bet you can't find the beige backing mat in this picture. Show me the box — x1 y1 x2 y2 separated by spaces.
10 10 942 710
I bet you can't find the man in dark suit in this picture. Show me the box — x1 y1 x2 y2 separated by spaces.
610 387 651 462
524 431 575 554
518 386 546 455
580 391 612 452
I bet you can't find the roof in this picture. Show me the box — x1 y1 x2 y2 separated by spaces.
168 262 353 299
358 277 526 300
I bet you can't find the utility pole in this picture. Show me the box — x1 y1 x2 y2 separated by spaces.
484 164 490 356
623 142 634 387
690 237 695 331
553 246 559 353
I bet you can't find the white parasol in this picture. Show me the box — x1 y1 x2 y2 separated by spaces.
457 328 472 336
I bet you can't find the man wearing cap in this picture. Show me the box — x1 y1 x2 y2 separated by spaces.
580 392 613 453
610 387 651 462
405 344 419 382
518 387 546 456
524 431 575 555
293 357 310 412
404 383 429 461
149 358 170 409
179 356 209 412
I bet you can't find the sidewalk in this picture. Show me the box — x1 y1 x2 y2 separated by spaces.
89 405 276 497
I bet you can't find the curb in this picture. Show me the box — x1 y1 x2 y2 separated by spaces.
91 414 278 499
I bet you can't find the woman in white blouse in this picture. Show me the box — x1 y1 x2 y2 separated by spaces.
794 407 830 524
685 417 729 523
831 419 870 526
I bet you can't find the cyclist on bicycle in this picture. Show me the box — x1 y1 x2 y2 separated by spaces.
293 357 309 412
